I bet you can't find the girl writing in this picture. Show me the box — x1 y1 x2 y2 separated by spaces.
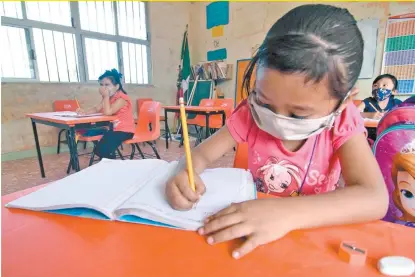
166 4 388 258
358 74 402 117
77 69 135 159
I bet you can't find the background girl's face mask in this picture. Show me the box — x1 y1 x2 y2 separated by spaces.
248 93 345 140
374 88 392 101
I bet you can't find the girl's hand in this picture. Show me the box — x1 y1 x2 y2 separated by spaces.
374 112 384 119
199 199 296 259
99 87 110 98
165 170 206 211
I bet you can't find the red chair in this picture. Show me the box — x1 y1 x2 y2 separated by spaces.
137 98 153 115
210 98 234 128
233 143 248 170
54 100 80 154
353 99 362 107
186 99 215 145
136 98 171 142
187 99 215 125
190 98 234 145
124 101 161 159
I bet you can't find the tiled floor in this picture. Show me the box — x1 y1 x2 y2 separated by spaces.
1 140 235 196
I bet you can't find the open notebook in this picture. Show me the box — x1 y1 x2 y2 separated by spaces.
6 159 256 231
54 111 103 118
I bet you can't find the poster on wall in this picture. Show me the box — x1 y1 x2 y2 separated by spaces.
381 13 415 95
357 19 379 79
206 1 229 29
207 48 227 61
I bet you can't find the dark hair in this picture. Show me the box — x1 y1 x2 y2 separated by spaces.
243 4 363 100
98 69 127 94
372 74 398 90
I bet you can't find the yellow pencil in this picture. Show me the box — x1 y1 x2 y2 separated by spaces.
368 102 379 113
75 97 80 109
179 97 196 192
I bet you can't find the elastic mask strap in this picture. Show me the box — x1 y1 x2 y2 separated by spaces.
334 91 351 116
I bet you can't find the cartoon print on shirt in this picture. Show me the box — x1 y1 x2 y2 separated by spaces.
252 150 262 165
255 157 302 195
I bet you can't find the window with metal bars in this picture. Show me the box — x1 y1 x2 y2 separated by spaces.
1 1 150 84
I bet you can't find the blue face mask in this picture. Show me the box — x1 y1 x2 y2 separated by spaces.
374 88 392 101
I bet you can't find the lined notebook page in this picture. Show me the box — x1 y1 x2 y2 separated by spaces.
116 167 256 230
6 159 170 218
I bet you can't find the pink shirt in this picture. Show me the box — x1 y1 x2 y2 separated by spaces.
227 100 366 197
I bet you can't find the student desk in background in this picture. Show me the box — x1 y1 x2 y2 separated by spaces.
361 112 380 128
26 112 116 178
2 185 415 277
162 105 227 149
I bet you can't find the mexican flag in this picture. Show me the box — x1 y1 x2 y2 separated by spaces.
174 26 191 130
181 28 191 98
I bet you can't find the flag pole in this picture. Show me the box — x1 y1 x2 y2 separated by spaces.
174 24 189 136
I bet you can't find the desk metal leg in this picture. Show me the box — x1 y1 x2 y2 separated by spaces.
205 114 210 139
67 127 80 172
164 110 169 149
31 119 45 178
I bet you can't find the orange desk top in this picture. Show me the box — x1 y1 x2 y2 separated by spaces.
163 105 226 112
27 112 116 126
2 185 415 277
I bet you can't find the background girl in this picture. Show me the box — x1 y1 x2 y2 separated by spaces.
77 69 135 159
358 74 402 117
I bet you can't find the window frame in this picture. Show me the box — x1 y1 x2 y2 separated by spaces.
1 1 152 85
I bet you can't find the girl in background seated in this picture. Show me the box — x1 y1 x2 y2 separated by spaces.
77 69 135 159
358 74 402 117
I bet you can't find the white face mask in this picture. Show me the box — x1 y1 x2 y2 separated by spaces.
248 93 348 140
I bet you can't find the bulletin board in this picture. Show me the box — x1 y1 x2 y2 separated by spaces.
185 80 213 119
235 59 255 106
381 13 415 95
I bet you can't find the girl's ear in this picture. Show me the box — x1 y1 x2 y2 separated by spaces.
392 89 398 95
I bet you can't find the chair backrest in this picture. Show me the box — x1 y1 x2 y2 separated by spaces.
233 143 248 170
190 99 216 123
137 98 153 116
198 98 215 107
353 100 362 107
53 100 79 112
135 101 161 138
214 98 234 117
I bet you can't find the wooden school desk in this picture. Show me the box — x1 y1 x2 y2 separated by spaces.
2 185 415 277
361 112 380 128
162 105 226 149
26 112 116 178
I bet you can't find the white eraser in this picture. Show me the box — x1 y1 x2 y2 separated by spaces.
377 256 415 276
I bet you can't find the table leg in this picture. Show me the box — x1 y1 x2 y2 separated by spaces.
164 110 169 149
222 111 226 127
67 127 80 172
31 119 45 178
205 113 210 139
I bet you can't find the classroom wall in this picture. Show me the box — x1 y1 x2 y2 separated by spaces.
1 2 191 154
188 1 415 101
